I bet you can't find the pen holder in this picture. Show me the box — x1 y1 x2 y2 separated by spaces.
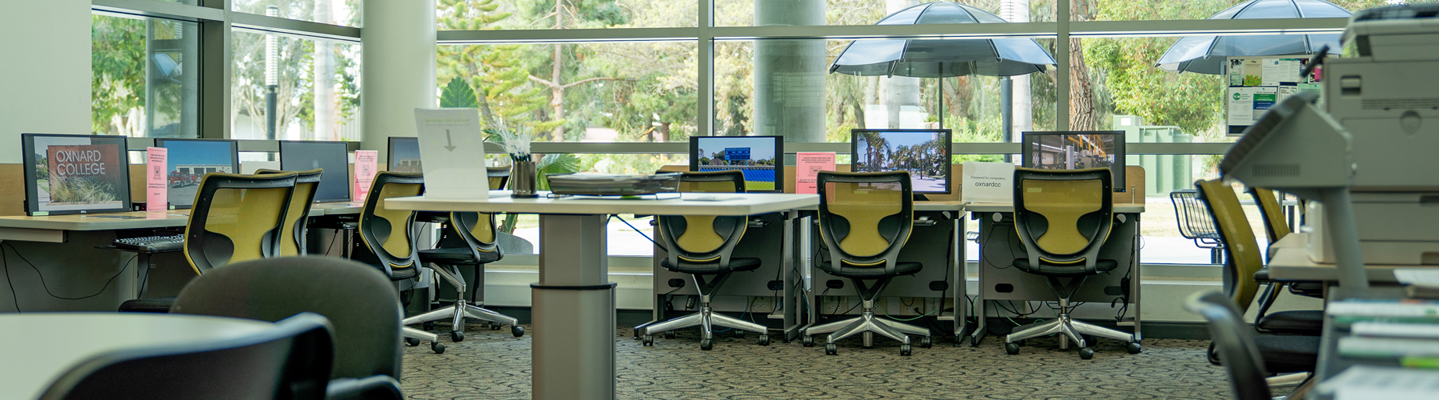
511 161 539 198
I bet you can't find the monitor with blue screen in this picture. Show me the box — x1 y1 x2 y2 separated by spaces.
22 133 133 216
279 140 351 203
850 129 952 195
388 137 422 173
689 136 784 192
155 138 239 209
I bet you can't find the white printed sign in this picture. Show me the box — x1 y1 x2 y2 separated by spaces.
414 108 490 200
962 162 1014 204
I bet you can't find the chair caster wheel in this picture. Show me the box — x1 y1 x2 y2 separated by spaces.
733 330 745 338
1005 343 1020 355
700 339 713 351
900 344 912 356
824 343 837 355
1079 347 1095 360
431 342 446 354
641 335 654 346
422 322 435 331
450 331 464 342
663 331 677 339
491 323 502 330
757 334 770 346
920 336 932 348
802 335 815 347
511 326 525 337
405 338 420 347
1127 342 1142 354
954 335 965 347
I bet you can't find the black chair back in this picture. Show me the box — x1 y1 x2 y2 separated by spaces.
1183 291 1272 400
257 168 324 256
184 172 298 275
1011 167 1113 275
814 171 913 276
357 172 425 277
656 171 749 271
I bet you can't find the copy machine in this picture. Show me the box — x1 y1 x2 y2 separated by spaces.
1307 4 1439 265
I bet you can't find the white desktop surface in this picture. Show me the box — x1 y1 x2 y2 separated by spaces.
965 201 1146 214
1265 233 1430 282
0 313 273 400
385 191 819 216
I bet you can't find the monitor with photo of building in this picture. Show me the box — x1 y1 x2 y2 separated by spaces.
388 136 422 173
1021 131 1127 192
22 133 133 216
155 138 239 209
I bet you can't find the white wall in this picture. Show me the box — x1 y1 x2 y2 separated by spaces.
0 0 92 164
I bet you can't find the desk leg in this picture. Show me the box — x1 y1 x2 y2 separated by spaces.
953 216 967 345
532 214 614 400
1132 216 1143 343
781 211 799 341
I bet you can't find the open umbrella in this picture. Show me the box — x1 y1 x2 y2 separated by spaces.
829 2 1056 131
1156 0 1349 74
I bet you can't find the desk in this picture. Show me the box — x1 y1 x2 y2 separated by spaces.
966 201 1145 346
0 313 273 400
386 191 818 400
1266 233 1421 283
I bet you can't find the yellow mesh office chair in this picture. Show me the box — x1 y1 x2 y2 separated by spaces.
801 171 931 356
1249 187 1291 244
354 171 445 354
1247 186 1326 304
636 171 770 350
1194 179 1321 374
256 169 322 257
183 172 298 275
410 166 524 341
1004 168 1138 359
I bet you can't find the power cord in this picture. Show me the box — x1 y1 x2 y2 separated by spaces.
609 215 659 249
3 242 138 302
2 245 18 312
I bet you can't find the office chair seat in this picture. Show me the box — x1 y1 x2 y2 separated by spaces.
118 297 177 313
1256 310 1324 336
815 260 923 278
418 248 501 265
387 266 418 281
659 257 762 275
1011 258 1119 277
1251 335 1321 373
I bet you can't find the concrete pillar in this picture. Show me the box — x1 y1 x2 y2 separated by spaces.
753 0 825 143
1001 0 1032 137
363 0 436 163
883 0 921 129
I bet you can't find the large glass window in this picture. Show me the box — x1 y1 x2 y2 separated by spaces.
233 0 363 27
231 30 362 141
436 0 696 30
92 13 200 138
718 0 1055 26
1084 0 1402 22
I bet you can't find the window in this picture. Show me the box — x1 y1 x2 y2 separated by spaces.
231 30 362 141
436 0 696 30
91 13 200 138
717 0 1055 26
232 0 363 27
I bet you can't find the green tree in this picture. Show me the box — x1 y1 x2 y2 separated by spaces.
91 15 147 136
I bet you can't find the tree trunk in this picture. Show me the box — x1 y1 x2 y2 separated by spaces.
550 41 566 141
1068 0 1098 131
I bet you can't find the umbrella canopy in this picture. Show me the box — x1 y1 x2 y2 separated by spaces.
829 2 1056 78
1156 0 1349 75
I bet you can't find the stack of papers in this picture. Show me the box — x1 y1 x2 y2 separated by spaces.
1318 365 1439 399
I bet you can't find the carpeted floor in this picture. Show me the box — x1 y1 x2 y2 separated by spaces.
401 324 1239 399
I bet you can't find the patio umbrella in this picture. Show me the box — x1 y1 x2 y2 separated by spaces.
829 1 1056 130
1156 0 1350 75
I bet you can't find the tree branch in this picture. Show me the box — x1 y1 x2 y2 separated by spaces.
559 76 627 90
528 74 557 88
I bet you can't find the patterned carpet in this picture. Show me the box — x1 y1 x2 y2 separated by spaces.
400 322 1247 399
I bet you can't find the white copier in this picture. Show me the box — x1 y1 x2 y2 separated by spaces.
1308 4 1439 265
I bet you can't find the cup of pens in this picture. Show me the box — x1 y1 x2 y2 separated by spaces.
491 126 538 198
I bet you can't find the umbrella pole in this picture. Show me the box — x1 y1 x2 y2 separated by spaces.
1001 76 1013 163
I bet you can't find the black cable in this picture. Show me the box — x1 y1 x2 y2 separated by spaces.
4 242 138 301
2 245 20 312
325 228 342 256
137 260 150 298
610 215 658 248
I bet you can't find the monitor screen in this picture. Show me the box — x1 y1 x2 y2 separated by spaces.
156 139 238 209
279 140 350 203
689 136 784 192
22 134 133 216
388 137 422 173
1021 131 1127 192
850 129 952 194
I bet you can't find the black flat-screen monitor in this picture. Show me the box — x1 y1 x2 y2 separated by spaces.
850 129 952 195
388 137 422 173
689 136 784 192
21 133 133 216
279 140 350 203
155 138 239 209
1021 131 1127 192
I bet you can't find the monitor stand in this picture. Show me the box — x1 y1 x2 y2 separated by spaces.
912 194 930 202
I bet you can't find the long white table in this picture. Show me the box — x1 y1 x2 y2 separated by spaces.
0 313 274 400
386 191 818 400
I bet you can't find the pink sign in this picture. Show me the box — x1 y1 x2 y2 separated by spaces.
795 152 835 194
146 147 167 211
353 150 378 202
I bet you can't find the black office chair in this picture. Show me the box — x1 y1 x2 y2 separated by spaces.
636 170 770 350
39 313 335 400
1183 291 1273 400
801 171 931 356
257 168 324 257
1004 168 1139 359
170 256 406 391
352 171 445 354
411 166 524 341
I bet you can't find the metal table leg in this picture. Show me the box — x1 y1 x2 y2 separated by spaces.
532 214 615 400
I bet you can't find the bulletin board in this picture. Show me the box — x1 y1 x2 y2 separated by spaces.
1226 56 1322 135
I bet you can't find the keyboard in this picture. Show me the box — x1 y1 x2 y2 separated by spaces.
113 234 184 253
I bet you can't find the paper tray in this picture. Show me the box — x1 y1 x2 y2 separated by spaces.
545 172 681 196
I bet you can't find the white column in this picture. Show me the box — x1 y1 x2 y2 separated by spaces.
753 0 825 143
0 0 90 163
883 0 921 129
362 0 436 163
1001 0 1032 136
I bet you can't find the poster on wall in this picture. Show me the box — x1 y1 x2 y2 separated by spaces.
1226 56 1321 135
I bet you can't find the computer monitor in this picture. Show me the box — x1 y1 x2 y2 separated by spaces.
1021 131 1127 192
279 140 350 203
689 136 785 192
388 137 422 173
155 138 238 209
850 129 952 195
21 133 133 216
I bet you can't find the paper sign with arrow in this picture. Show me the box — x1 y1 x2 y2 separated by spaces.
413 108 490 200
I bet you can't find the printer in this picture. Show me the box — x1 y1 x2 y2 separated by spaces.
1307 4 1439 265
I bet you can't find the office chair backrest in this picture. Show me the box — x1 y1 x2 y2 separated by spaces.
39 313 335 400
358 172 424 276
1012 168 1113 273
1183 291 1272 400
1248 187 1291 244
1195 179 1265 314
655 171 748 269
446 167 512 258
171 256 404 380
815 171 913 275
257 168 323 257
488 165 511 191
184 172 298 275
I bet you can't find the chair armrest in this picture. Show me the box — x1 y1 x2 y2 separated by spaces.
325 376 403 400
